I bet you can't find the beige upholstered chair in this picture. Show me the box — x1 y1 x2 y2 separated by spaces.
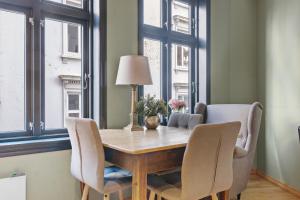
66 118 132 200
194 102 263 200
147 122 241 200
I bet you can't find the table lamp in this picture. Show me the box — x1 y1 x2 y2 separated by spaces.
116 55 153 131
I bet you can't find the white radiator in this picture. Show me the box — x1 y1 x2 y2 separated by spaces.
0 174 26 200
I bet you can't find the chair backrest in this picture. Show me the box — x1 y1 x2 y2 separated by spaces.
194 102 263 149
167 112 203 129
181 122 240 200
65 118 105 193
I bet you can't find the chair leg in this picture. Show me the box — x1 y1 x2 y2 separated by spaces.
237 193 241 200
157 195 162 200
219 190 229 200
148 191 155 200
104 193 110 200
81 184 89 200
211 193 218 200
118 190 124 200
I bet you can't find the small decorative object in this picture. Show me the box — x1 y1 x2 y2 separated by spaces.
116 55 153 131
168 99 186 112
136 95 167 129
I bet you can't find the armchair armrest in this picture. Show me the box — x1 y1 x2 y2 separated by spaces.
234 146 248 158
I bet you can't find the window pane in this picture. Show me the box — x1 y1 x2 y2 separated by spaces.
47 0 83 8
0 10 26 132
143 38 161 98
44 19 83 129
144 0 161 27
69 113 79 118
171 0 191 34
68 24 79 53
171 44 190 112
68 94 79 110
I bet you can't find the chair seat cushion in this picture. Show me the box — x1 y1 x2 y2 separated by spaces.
234 146 248 158
103 166 132 194
104 166 132 180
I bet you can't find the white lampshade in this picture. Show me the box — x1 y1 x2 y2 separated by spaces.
116 55 153 85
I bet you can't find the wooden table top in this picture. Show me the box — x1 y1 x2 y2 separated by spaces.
100 126 192 154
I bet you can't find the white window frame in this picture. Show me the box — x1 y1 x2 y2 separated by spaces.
65 90 82 119
62 23 82 59
63 0 82 8
175 44 189 71
59 75 82 127
62 0 82 59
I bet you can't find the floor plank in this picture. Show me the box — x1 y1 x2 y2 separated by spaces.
242 175 300 200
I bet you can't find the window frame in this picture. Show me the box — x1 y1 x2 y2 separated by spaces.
0 2 33 139
138 0 211 115
138 0 198 114
0 0 107 157
62 23 82 59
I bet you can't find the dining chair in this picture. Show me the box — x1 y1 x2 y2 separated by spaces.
66 118 132 200
195 102 263 199
147 122 241 200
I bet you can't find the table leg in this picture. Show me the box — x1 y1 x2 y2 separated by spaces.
132 155 147 200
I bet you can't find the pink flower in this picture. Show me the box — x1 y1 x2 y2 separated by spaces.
168 99 186 111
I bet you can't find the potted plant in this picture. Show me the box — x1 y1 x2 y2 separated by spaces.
168 99 186 113
136 95 167 129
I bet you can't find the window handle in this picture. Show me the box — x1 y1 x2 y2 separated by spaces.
40 121 45 131
29 18 34 26
192 82 196 94
83 73 91 90
29 122 34 131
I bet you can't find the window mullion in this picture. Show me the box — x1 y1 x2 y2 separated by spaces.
32 5 43 136
26 14 34 136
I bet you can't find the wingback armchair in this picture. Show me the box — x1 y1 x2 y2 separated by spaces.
194 102 263 199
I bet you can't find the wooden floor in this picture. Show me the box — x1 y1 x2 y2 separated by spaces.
242 175 300 200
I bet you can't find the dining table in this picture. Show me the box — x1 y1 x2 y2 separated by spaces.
100 126 229 200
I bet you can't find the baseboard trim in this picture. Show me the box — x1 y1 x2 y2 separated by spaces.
251 169 300 198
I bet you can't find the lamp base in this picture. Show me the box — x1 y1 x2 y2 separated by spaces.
124 112 144 131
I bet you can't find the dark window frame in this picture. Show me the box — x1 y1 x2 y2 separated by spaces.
138 0 210 114
0 0 107 157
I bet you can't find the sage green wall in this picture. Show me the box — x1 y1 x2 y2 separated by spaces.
257 0 300 190
106 0 138 128
211 0 257 104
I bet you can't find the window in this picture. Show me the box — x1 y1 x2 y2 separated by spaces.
48 0 84 8
62 0 82 59
139 0 204 113
59 75 82 126
63 23 81 59
0 9 27 133
0 0 105 156
171 0 191 34
143 38 161 98
175 44 189 70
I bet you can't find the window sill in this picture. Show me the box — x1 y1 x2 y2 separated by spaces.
174 68 188 72
0 136 71 158
61 54 81 60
